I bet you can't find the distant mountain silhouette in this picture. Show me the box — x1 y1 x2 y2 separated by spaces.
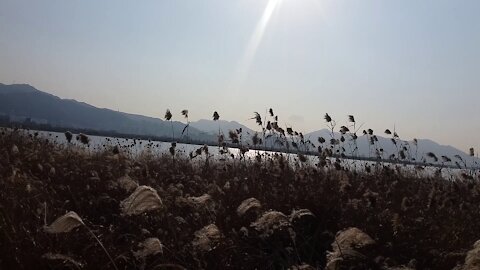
0 83 213 140
190 119 285 146
190 119 257 142
0 83 476 166
305 129 478 165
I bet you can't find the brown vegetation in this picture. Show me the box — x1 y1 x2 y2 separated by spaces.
1 128 480 269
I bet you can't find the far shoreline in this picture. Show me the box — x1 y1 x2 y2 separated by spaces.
1 121 476 171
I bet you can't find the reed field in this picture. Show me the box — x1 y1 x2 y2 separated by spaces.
2 0 479 269
1 116 480 269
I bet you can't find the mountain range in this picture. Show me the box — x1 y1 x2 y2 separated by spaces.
0 83 476 164
0 83 213 141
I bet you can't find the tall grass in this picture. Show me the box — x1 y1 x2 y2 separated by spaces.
0 109 479 269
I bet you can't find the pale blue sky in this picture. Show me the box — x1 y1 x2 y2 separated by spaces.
1 0 479 151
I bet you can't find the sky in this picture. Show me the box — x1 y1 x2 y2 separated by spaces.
1 0 479 152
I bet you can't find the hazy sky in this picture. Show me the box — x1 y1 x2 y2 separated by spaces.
1 0 479 151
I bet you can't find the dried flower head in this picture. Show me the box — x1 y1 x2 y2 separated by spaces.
461 240 480 269
251 210 291 239
228 130 239 144
187 194 214 211
120 185 163 216
44 211 84 234
76 133 89 145
340 126 350 134
193 224 222 252
237 198 262 217
64 131 73 143
326 227 376 270
266 121 272 131
289 209 315 224
133 238 163 259
253 112 262 126
165 109 172 121
213 111 220 121
11 144 19 155
324 113 332 123
332 227 376 252
117 175 139 192
287 127 294 136
426 152 438 162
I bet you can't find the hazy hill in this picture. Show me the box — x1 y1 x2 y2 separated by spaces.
0 83 476 165
305 129 477 164
0 83 213 141
190 119 257 143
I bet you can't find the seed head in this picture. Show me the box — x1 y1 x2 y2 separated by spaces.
44 211 84 234
348 115 355 123
253 112 262 126
324 113 332 123
287 127 293 136
213 111 220 121
64 131 73 143
340 126 349 134
164 109 172 121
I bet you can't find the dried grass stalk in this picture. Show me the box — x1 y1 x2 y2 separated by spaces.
43 211 118 270
42 253 84 269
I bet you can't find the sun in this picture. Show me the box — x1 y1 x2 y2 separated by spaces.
234 0 326 86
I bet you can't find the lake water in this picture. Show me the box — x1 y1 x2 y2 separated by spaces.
21 129 479 180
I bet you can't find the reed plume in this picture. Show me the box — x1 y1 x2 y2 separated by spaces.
213 111 220 121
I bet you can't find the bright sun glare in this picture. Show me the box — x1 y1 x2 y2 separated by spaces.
236 0 283 84
235 0 325 85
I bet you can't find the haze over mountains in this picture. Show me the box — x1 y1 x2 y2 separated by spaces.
0 83 476 163
0 83 213 141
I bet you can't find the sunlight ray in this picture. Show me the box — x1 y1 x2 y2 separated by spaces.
235 0 281 84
